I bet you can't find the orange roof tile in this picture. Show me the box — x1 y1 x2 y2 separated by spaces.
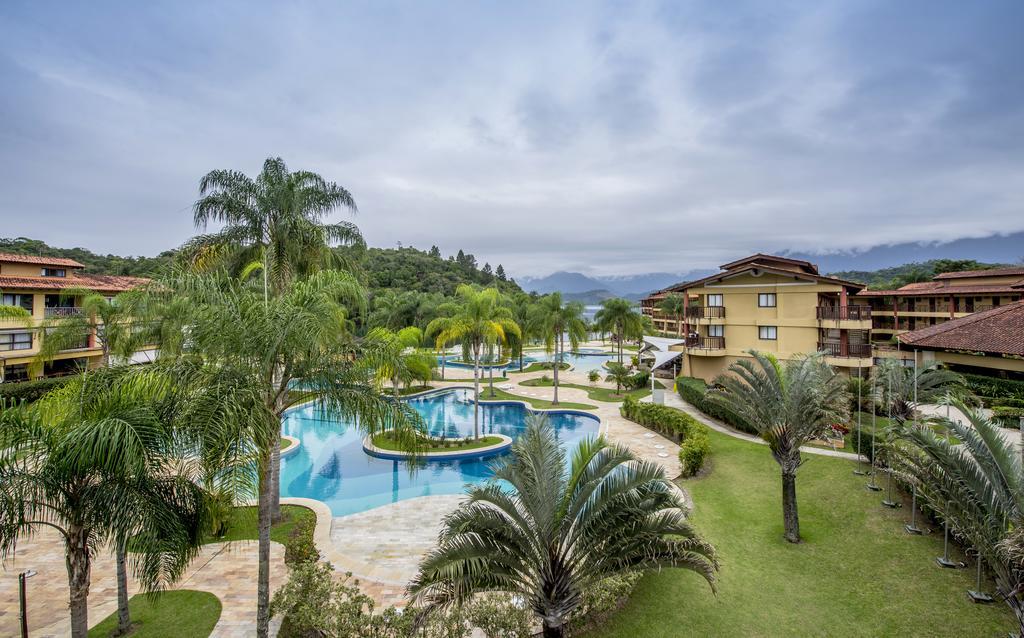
0 252 86 268
898 301 1024 356
934 266 1024 280
0 273 148 293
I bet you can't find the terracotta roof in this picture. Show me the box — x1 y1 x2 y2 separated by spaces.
898 301 1024 356
0 252 85 268
934 266 1024 280
0 273 148 293
662 264 864 294
856 283 1024 297
718 253 819 274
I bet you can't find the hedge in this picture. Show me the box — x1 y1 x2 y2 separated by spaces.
993 406 1024 428
0 376 72 404
676 376 757 435
620 395 696 442
964 373 1024 402
679 428 711 477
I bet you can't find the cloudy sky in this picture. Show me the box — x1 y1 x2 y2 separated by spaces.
1 1 1022 277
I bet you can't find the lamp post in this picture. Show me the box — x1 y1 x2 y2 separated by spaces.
905 349 922 532
936 506 964 568
19 569 37 638
866 372 882 491
966 549 994 603
853 364 868 476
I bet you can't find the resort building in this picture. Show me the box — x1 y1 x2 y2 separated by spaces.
855 267 1024 340
641 254 872 382
0 253 150 382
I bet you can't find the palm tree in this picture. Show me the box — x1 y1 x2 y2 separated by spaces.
187 156 364 298
709 351 849 543
872 357 966 423
425 285 520 439
370 326 425 398
506 293 538 371
594 298 644 365
408 414 717 638
657 293 688 337
153 270 421 638
604 362 632 396
534 293 587 406
0 367 208 638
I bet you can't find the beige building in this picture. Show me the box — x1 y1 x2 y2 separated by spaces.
0 253 150 382
641 254 871 383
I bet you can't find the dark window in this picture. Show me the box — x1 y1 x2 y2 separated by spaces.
1 293 33 313
40 268 66 277
0 331 32 351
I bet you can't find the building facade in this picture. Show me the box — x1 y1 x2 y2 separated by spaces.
0 253 150 382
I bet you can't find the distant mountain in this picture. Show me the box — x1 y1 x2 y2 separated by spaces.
520 270 713 298
562 289 632 305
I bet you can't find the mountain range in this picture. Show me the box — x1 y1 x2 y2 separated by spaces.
519 270 714 303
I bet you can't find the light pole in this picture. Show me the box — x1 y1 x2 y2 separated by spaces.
936 506 965 569
966 549 994 604
19 569 37 638
867 372 882 491
905 349 922 532
853 364 868 476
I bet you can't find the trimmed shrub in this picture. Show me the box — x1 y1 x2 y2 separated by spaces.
0 376 72 405
963 373 1024 402
677 376 756 435
848 424 885 463
571 572 643 631
283 513 320 566
627 369 650 390
993 407 1024 428
992 397 1024 409
679 427 711 477
621 395 696 441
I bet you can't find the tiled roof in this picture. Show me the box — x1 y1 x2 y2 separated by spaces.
898 301 1024 356
856 283 1024 297
0 252 85 268
718 253 820 274
934 266 1024 280
0 273 148 293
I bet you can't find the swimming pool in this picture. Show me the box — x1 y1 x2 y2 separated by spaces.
279 388 601 516
439 350 620 374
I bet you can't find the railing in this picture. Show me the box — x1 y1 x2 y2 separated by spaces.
818 342 872 358
816 305 871 321
685 306 726 319
44 307 83 318
686 335 725 350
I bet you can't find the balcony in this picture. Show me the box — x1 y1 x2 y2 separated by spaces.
816 306 871 321
45 306 83 318
685 306 726 320
818 342 872 358
686 335 726 350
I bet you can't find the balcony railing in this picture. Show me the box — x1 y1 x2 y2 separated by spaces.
685 306 726 320
816 305 871 321
44 307 83 318
686 335 726 350
818 342 872 358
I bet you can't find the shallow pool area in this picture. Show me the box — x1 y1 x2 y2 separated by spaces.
279 388 601 516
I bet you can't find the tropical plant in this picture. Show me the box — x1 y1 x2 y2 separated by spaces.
425 285 520 439
587 369 600 384
709 350 849 543
186 156 363 299
872 357 966 423
594 298 644 365
0 367 208 638
408 414 717 638
657 293 688 337
604 362 632 396
370 326 426 397
506 293 539 371
533 293 587 406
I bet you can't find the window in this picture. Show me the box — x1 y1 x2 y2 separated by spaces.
708 325 723 337
0 331 32 351
758 293 776 307
2 293 33 313
758 326 777 340
40 268 66 277
706 294 723 307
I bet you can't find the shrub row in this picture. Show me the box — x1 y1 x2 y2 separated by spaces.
621 395 698 441
679 428 711 477
963 373 1024 401
0 376 72 404
993 406 1024 428
676 376 757 435
847 425 885 464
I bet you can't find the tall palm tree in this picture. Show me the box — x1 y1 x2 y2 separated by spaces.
657 292 688 338
370 326 425 398
0 367 208 638
594 298 644 365
425 285 520 439
534 293 587 406
872 357 966 423
151 270 421 638
709 351 849 543
506 293 538 371
409 414 717 638
186 156 364 298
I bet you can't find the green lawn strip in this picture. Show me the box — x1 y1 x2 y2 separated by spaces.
519 378 664 403
585 427 1014 638
396 385 435 396
202 505 315 546
88 590 221 638
507 361 571 374
280 437 289 449
479 387 598 411
371 432 504 452
437 376 509 383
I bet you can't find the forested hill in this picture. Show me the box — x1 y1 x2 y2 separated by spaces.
828 259 1013 290
0 237 176 277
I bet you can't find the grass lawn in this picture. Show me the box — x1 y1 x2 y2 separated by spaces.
586 427 1014 638
508 361 572 374
519 378 664 403
396 384 434 396
438 375 509 383
479 387 598 411
88 590 221 638
203 505 315 545
371 432 504 452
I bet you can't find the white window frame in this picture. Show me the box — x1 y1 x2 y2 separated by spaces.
758 293 776 307
758 326 778 340
708 325 724 337
706 294 724 307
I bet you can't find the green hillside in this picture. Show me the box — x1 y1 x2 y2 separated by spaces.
829 259 1012 290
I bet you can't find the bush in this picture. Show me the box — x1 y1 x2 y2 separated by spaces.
676 376 756 435
627 369 650 390
963 373 1024 402
466 594 532 638
0 376 72 404
847 422 885 463
571 572 642 630
992 397 1024 409
588 369 600 383
621 395 697 441
284 513 320 566
679 428 711 477
993 406 1024 428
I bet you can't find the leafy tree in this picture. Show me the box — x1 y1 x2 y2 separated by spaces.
709 351 849 543
370 326 426 397
594 298 644 365
429 245 441 259
657 293 688 338
534 293 587 406
409 415 717 638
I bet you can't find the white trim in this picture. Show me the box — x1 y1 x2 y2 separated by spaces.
704 282 816 288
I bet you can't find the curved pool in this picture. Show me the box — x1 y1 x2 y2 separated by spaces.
279 388 601 516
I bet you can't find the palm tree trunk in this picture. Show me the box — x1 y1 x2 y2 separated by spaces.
488 360 494 398
618 325 624 365
543 619 564 638
781 470 801 543
472 342 480 440
256 455 273 638
552 333 560 406
66 524 91 638
115 542 131 635
269 420 282 522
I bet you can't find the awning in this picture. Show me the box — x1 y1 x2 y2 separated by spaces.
641 335 686 352
650 350 683 370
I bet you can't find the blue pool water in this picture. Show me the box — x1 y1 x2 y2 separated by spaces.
279 388 601 516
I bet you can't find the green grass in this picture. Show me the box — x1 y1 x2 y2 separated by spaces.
507 361 572 374
438 375 509 383
586 428 1014 638
480 387 598 411
519 378 664 403
371 432 504 452
396 384 434 396
88 590 221 638
203 505 315 546
280 436 289 449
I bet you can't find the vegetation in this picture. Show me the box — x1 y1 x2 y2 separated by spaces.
409 414 717 638
679 428 711 477
593 298 645 365
354 245 522 297
963 373 1024 404
676 376 754 434
0 374 71 403
87 590 222 638
656 292 687 337
709 351 849 543
482 387 597 411
534 292 587 406
201 505 315 547
829 259 1011 290
620 395 701 443
371 432 504 453
0 236 175 277
507 360 569 374
872 358 966 422
519 377 663 403
604 362 632 396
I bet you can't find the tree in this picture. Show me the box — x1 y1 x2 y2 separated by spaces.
594 298 644 365
872 358 965 423
482 262 493 279
657 293 688 338
506 293 538 372
409 414 717 638
709 351 849 543
425 286 520 439
495 264 507 281
154 271 421 638
370 326 426 398
604 362 631 396
0 367 207 638
187 157 363 299
534 293 587 406
429 245 441 259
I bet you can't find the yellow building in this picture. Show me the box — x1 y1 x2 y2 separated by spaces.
641 254 872 382
0 253 150 382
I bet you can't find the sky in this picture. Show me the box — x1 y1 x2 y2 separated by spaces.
1 1 1022 278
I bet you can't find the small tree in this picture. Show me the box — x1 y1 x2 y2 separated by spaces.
604 362 631 396
657 293 688 337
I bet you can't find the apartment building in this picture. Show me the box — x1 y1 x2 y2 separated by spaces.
856 267 1024 340
0 253 150 382
641 254 871 383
